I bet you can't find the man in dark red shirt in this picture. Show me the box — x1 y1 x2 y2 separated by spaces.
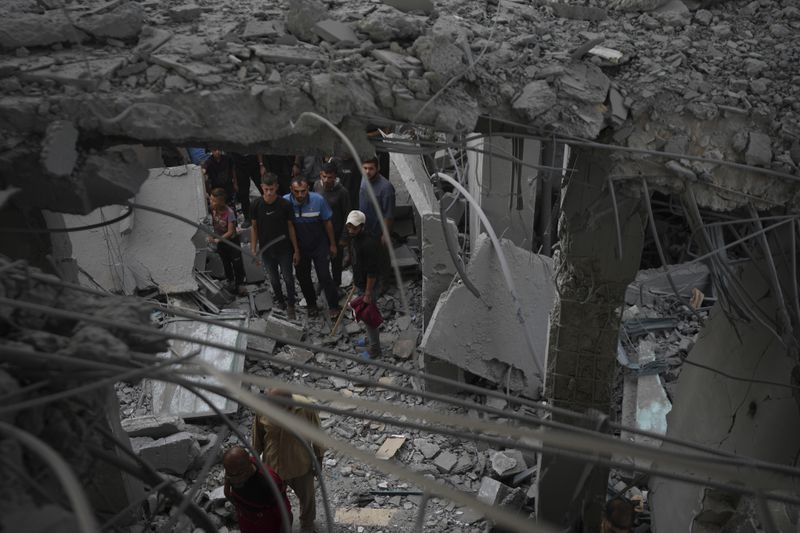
223 446 292 533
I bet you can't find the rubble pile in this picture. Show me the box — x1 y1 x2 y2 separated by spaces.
0 0 798 214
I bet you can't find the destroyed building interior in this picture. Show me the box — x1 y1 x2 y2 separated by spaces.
1 0 800 531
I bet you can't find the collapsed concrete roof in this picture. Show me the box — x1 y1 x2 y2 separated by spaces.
0 0 798 214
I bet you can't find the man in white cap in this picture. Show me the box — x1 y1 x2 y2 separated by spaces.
345 210 389 358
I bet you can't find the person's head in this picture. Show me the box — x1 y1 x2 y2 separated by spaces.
211 149 222 160
345 210 366 237
260 172 279 202
319 162 338 191
601 498 634 533
223 446 255 488
210 188 227 210
362 156 379 181
290 177 310 204
267 388 293 411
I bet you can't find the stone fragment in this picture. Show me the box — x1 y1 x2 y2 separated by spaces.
694 9 712 25
745 132 772 167
76 2 144 40
392 328 419 359
413 34 464 87
122 414 185 438
131 431 200 475
264 314 304 342
20 57 125 89
382 0 434 14
665 160 697 181
287 0 326 43
313 19 358 45
358 7 426 42
413 438 440 459
477 476 511 506
491 450 524 478
0 11 82 49
551 3 607 21
206 485 226 506
276 346 314 364
250 44 322 65
749 78 769 95
145 64 167 83
242 20 283 40
41 121 78 177
557 62 610 103
376 436 406 460
133 26 172 58
168 4 204 23
512 80 557 120
433 450 458 473
743 58 767 77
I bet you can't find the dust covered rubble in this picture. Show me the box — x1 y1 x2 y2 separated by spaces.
0 0 797 180
114 277 542 531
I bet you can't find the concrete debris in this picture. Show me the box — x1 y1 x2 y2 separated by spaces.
745 132 772 167
392 328 419 359
0 11 81 49
358 7 427 42
491 450 527 479
41 121 78 177
242 20 284 40
376 435 406 460
313 20 358 46
513 80 557 120
551 3 608 21
334 508 399 527
250 44 322 65
413 438 440 459
121 415 185 438
477 476 512 506
433 450 459 473
76 2 144 40
286 0 326 43
276 346 314 365
167 4 204 23
131 432 201 475
264 313 304 342
421 234 554 397
382 0 434 14
557 62 610 104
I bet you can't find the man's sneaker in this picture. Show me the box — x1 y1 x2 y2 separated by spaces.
286 305 296 320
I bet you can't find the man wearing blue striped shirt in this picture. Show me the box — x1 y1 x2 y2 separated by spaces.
284 176 341 319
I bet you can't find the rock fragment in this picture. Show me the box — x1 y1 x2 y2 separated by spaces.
413 438 440 459
512 81 557 120
121 415 185 438
131 432 200 475
433 450 458 473
0 11 81 49
358 7 426 43
287 0 326 43
313 20 358 46
168 4 204 23
76 2 144 40
745 132 772 167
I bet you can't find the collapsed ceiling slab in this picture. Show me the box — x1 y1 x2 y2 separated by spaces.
0 0 797 214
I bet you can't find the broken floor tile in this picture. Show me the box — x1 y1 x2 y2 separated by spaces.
313 19 358 45
242 20 284 40
250 44 322 65
265 314 304 342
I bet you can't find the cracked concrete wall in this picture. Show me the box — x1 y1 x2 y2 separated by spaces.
650 259 800 533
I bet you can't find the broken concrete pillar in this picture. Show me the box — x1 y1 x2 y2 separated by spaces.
538 142 646 532
420 234 554 397
390 151 456 325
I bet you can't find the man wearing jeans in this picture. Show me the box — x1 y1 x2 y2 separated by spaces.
250 173 300 320
345 210 389 358
284 176 341 319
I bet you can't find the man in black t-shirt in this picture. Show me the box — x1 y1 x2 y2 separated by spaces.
250 173 301 319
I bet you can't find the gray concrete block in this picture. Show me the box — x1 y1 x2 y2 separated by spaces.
121 415 184 439
313 19 358 45
417 353 464 394
392 328 419 359
382 0 434 14
433 451 458 473
131 432 200 475
746 132 772 167
250 44 322 65
242 20 283 40
491 449 527 479
477 476 511 506
413 438 440 460
420 234 554 397
265 314 304 342
247 318 276 354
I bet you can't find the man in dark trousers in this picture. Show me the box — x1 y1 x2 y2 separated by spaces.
330 151 360 210
345 210 389 358
358 156 395 244
313 162 350 290
203 149 237 206
231 153 263 228
284 176 341 319
250 173 301 320
209 188 247 296
223 446 292 533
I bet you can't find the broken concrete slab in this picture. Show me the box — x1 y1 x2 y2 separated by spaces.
557 62 610 104
121 415 185 438
745 132 772 167
551 3 607 21
376 435 406 460
625 262 711 307
313 20 358 45
477 476 512 506
242 20 284 40
76 2 144 40
247 318 276 354
41 121 79 178
253 290 272 313
286 0 326 43
413 438 440 459
392 328 419 359
420 234 554 397
491 450 527 479
167 4 204 23
335 507 399 527
382 0 434 14
250 44 322 65
513 80 557 120
131 431 200 475
359 8 427 42
276 346 314 365
149 315 247 419
265 314 304 342
20 57 125 90
0 11 82 49
433 450 459 473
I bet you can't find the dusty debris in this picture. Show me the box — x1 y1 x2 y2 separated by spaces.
376 435 407 460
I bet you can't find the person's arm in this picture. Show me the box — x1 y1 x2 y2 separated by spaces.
257 154 266 177
364 275 377 304
250 220 260 263
252 416 264 457
287 220 300 265
221 217 236 241
231 159 238 192
324 219 337 258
